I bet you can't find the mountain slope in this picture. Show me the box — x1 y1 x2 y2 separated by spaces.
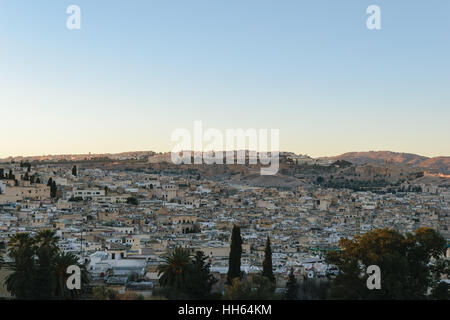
322 151 427 165
321 151 450 174
417 157 450 174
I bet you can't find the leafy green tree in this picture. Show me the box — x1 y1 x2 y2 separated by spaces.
126 197 139 205
223 276 277 300
262 236 275 283
72 165 77 176
223 278 251 300
284 268 298 299
326 227 447 299
429 256 450 299
227 225 242 284
249 275 277 299
185 251 218 299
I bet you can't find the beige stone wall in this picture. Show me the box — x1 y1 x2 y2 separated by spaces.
0 184 50 204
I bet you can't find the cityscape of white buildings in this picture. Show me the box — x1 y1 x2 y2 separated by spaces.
1 160 449 297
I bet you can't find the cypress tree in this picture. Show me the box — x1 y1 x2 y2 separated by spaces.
72 165 77 176
262 236 275 283
8 169 14 180
227 225 242 284
50 181 57 198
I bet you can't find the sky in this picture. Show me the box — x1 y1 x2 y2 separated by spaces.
0 0 449 158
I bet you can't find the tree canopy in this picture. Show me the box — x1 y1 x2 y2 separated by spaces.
326 227 448 299
3 230 90 300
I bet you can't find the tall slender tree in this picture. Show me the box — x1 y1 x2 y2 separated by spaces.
72 165 77 176
227 225 243 284
262 236 275 283
50 181 57 198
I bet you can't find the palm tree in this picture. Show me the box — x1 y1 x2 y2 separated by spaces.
157 247 192 290
34 230 59 299
5 233 37 299
53 251 90 299
34 230 59 255
7 233 36 259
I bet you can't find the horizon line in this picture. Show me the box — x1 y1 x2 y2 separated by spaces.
1 149 448 161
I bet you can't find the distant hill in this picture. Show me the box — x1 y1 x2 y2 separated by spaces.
321 151 450 174
2 150 449 174
417 157 450 174
0 151 157 163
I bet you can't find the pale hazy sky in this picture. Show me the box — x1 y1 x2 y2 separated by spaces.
1 0 449 158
